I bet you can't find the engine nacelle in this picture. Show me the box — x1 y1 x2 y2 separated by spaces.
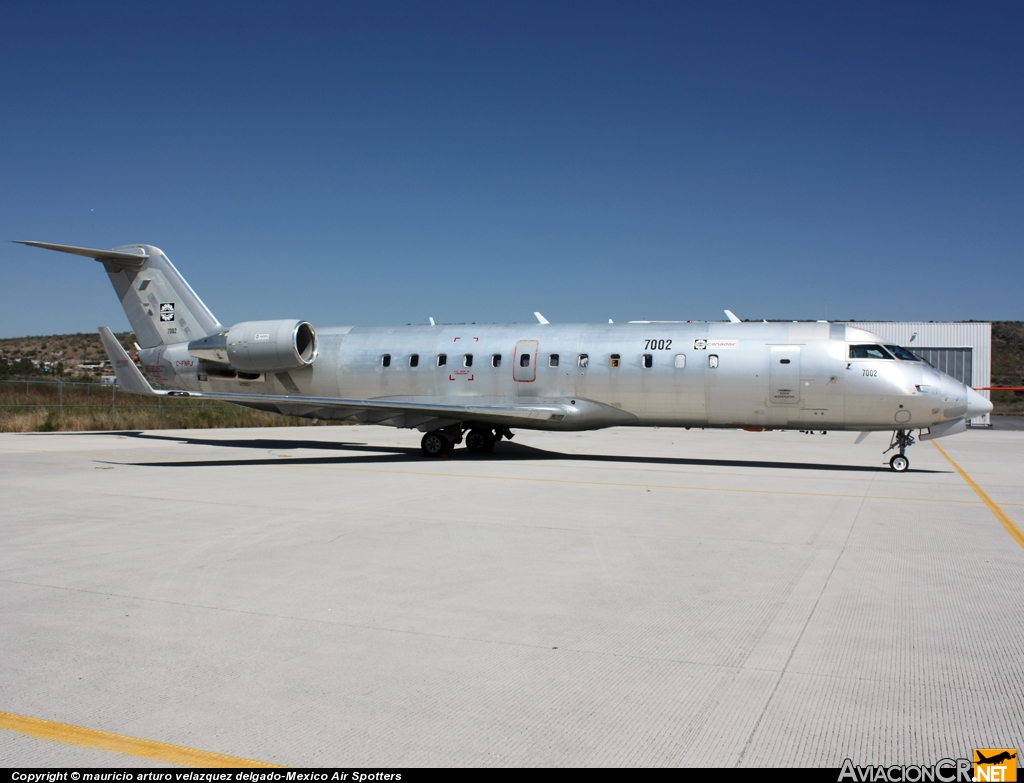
188 319 317 374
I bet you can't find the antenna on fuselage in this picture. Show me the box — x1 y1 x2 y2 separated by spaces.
534 312 550 325
724 309 741 323
429 317 435 326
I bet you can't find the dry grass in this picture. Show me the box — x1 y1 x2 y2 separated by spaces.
0 380 347 432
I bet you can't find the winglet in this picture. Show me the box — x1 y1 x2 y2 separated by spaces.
98 327 158 396
724 309 741 323
534 312 550 325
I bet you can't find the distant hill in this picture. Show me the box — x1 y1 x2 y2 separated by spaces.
0 332 133 377
992 322 1024 386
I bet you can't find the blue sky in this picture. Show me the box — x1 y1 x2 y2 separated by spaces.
1 0 1021 337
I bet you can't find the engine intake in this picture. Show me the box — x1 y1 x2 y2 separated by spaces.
189 319 317 373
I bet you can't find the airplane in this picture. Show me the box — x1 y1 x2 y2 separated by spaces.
976 751 1017 765
15 241 993 472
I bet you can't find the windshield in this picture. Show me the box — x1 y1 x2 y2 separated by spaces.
849 344 895 360
885 345 923 362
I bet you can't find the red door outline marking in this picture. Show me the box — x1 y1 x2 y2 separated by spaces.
513 340 539 382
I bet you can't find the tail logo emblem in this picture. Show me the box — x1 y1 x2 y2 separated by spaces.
159 302 175 322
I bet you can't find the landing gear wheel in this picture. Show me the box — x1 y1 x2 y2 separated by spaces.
884 430 915 474
421 432 449 458
890 454 909 472
465 428 495 454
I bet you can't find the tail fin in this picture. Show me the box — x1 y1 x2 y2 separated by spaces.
15 241 222 349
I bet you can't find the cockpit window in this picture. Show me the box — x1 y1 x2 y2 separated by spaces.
885 345 923 362
849 344 894 360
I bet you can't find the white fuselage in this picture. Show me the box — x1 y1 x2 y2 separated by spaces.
142 321 974 433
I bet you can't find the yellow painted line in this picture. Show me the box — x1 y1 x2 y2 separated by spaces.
0 710 280 768
932 442 1024 550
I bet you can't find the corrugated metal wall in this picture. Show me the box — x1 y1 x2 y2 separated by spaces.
843 322 991 425
910 348 972 386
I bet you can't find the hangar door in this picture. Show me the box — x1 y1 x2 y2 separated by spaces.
911 348 973 386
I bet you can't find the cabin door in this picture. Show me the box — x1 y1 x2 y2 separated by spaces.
513 340 539 382
769 346 801 404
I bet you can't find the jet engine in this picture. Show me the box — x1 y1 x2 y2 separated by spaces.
188 319 318 373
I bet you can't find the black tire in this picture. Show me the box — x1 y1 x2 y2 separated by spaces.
465 428 495 454
421 432 448 457
890 454 909 472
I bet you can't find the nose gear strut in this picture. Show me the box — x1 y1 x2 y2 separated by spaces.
883 429 915 472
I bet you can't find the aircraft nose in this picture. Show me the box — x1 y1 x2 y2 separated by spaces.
966 387 993 419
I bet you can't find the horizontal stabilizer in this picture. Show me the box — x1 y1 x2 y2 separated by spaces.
98 328 158 395
14 240 149 269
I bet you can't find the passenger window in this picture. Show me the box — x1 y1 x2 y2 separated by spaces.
437 353 447 367
464 354 473 367
708 355 719 369
381 354 391 367
674 354 686 369
409 354 419 368
578 354 589 368
520 353 530 368
780 359 790 364
492 354 501 367
549 354 559 367
849 344 894 360
642 354 653 368
610 354 621 368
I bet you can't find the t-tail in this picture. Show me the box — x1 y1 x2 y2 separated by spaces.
14 241 222 348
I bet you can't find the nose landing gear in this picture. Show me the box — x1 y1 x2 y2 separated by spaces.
889 454 909 472
884 429 915 472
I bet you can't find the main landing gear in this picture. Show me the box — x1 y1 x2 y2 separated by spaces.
884 429 915 472
465 428 496 454
420 426 512 458
420 431 453 457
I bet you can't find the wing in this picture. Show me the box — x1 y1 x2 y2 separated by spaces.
98 327 618 430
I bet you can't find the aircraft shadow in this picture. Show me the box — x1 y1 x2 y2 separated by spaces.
101 431 946 474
